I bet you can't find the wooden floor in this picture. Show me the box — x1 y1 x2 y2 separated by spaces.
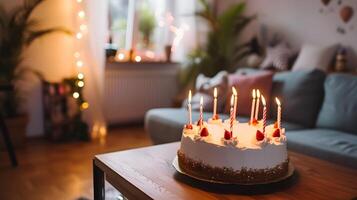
0 126 152 200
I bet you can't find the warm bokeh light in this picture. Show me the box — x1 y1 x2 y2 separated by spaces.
252 89 256 98
79 24 87 31
78 10 85 18
73 92 80 99
118 53 125 60
76 0 82 3
76 32 82 39
77 73 84 79
81 102 89 110
275 97 281 106
214 87 217 98
134 55 141 62
77 80 84 87
76 60 83 67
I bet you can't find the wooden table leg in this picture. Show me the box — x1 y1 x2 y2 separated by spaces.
0 116 18 167
93 160 105 200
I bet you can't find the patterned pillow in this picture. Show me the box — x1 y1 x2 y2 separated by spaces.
182 71 229 113
260 43 295 71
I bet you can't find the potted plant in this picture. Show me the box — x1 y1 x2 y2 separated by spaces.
0 0 71 149
138 4 156 48
179 0 255 88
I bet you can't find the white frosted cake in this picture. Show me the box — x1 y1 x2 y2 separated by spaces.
177 120 288 184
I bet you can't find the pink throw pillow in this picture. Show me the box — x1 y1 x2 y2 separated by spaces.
225 71 273 117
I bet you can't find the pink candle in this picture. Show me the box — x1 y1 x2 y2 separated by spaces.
250 89 256 124
230 94 234 133
261 95 267 133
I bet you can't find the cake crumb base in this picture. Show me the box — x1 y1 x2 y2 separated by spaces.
177 150 289 184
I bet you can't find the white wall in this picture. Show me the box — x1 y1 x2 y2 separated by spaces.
4 0 75 137
218 0 357 70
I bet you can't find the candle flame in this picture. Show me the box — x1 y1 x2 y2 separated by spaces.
200 96 203 105
232 87 237 96
252 89 256 98
214 87 217 98
256 89 261 98
188 90 192 102
230 94 234 106
261 95 266 106
275 97 281 106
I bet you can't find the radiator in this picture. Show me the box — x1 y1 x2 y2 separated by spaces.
103 62 179 124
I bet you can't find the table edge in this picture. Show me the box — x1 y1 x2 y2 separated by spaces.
93 157 153 200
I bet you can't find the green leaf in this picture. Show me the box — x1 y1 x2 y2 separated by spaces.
180 0 254 88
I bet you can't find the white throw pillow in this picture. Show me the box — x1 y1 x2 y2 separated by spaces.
183 71 228 112
292 44 337 72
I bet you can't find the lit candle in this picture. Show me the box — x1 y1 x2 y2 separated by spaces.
261 95 267 133
255 89 261 120
230 94 234 133
275 97 281 129
232 87 238 120
213 87 217 118
199 96 203 128
188 90 192 125
250 89 256 124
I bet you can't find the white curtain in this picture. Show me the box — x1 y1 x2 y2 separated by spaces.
74 0 108 138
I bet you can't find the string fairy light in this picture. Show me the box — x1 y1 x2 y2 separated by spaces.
78 10 85 19
72 0 88 108
73 0 106 140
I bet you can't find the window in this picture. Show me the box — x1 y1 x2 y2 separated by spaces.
108 0 129 50
108 0 189 62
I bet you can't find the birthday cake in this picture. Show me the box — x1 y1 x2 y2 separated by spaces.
177 89 288 184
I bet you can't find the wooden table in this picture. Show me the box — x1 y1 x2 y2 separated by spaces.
93 142 357 200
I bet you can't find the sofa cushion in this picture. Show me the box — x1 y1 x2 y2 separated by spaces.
292 44 337 72
316 74 357 134
286 129 357 168
226 71 273 117
270 69 326 127
145 108 305 144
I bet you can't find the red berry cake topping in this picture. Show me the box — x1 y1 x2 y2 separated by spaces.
224 130 232 140
256 130 265 141
200 127 209 137
272 129 280 137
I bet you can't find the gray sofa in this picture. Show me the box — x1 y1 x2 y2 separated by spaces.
145 69 357 168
